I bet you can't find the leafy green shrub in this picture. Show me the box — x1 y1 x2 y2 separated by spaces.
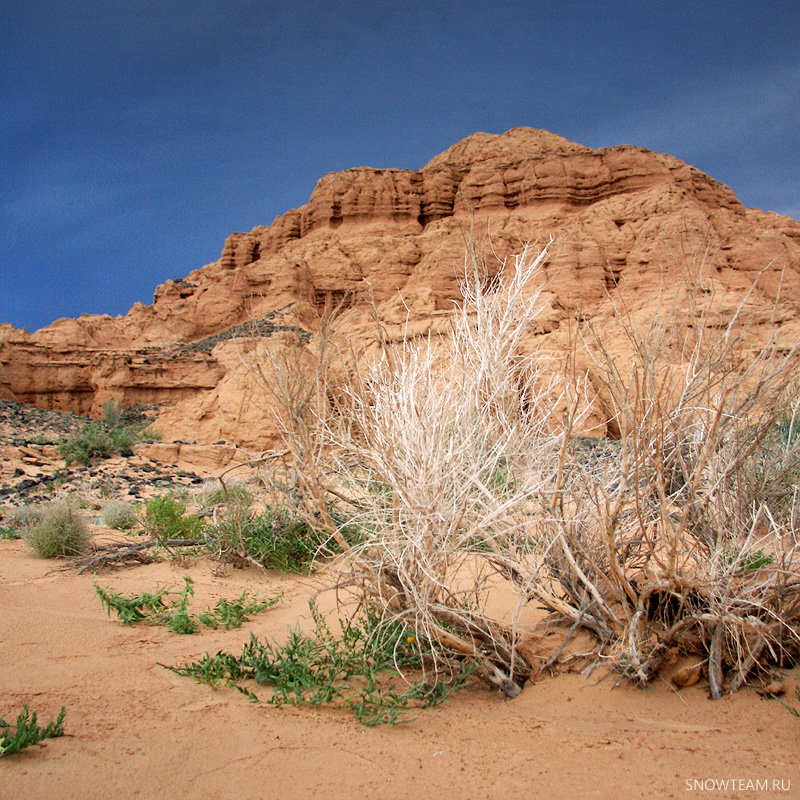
0 706 65 757
101 500 138 530
94 577 279 634
211 505 336 573
59 413 162 466
169 604 470 725
23 502 91 558
142 494 207 541
60 424 114 465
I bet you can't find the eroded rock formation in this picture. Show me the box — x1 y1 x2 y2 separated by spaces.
2 128 799 445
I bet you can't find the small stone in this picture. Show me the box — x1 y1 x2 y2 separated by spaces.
670 662 704 689
757 680 785 697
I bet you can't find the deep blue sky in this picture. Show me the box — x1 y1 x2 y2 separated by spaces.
2 1 798 332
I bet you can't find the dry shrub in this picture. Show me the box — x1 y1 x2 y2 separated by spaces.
253 245 564 695
536 265 800 696
101 500 138 531
23 501 91 558
254 243 800 699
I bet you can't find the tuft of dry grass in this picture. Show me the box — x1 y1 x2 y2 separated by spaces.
23 501 92 558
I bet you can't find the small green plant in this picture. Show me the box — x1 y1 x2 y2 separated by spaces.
23 502 91 558
168 603 472 725
59 424 115 465
95 582 171 624
0 511 20 539
102 398 123 427
94 577 279 634
100 500 139 531
197 481 254 510
771 684 800 718
0 706 65 757
142 495 207 542
163 578 198 634
196 591 276 630
59 413 161 466
212 506 339 574
723 544 775 573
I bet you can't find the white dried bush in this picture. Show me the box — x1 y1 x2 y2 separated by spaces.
534 268 800 696
256 244 570 695
256 242 800 699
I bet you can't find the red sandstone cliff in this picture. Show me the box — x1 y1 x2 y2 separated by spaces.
2 128 798 445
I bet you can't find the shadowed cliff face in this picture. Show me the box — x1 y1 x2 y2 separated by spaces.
2 127 799 446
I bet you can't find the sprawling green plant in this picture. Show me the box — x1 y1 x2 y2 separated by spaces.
59 411 161 466
209 503 341 574
94 577 280 634
169 603 471 725
0 706 65 757
59 424 115 465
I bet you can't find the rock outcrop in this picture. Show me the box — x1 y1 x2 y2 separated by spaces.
2 128 799 446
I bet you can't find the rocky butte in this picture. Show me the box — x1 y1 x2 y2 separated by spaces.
1 127 799 447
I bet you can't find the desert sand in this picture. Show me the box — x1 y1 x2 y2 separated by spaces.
1 528 798 800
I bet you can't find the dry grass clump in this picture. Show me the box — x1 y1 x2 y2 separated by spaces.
23 501 92 558
253 242 800 699
101 500 138 531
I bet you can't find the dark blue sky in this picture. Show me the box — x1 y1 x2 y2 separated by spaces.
2 1 798 332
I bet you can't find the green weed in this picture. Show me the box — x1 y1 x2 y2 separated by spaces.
142 495 207 542
59 415 161 466
59 424 115 465
168 603 472 725
0 515 20 539
94 582 171 624
723 545 775 573
211 505 350 574
0 706 65 757
94 577 280 634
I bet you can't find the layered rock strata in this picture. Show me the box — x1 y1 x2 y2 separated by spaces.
2 128 798 445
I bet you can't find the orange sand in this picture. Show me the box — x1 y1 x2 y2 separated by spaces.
1 537 798 800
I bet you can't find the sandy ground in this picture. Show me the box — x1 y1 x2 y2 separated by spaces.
1 536 798 800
